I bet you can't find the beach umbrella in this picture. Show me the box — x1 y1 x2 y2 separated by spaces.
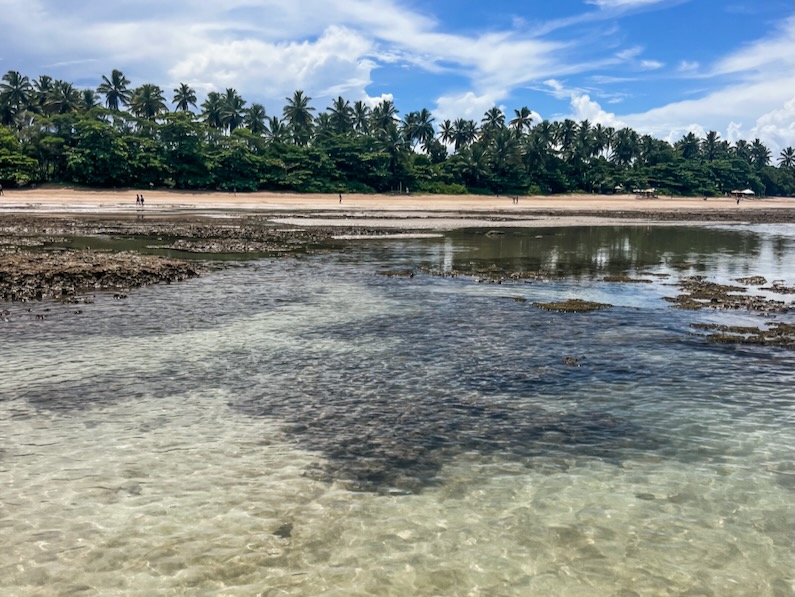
740 189 755 195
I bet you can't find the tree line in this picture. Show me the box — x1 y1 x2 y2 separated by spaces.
1 69 794 196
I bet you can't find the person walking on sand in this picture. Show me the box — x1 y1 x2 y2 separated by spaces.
339 193 342 204
0 183 4 196
140 194 144 208
136 194 140 207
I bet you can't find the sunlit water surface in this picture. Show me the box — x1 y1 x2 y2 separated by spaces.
1 225 794 596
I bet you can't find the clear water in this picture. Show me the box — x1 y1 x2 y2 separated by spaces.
1 226 794 596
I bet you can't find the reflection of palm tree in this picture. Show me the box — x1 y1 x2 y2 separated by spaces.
778 146 795 168
283 90 315 145
244 103 268 135
130 84 168 120
172 83 197 112
97 69 132 111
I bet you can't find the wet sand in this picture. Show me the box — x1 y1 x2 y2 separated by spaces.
1 187 794 227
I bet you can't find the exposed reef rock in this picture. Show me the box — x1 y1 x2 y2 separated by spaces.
0 250 202 302
533 299 612 313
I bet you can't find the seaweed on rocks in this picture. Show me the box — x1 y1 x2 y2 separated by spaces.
0 250 202 302
691 322 795 349
533 299 612 313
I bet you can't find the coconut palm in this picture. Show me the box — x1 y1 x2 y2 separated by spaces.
201 92 224 129
733 139 751 162
352 100 371 135
130 84 168 120
328 96 354 135
45 80 80 114
702 130 721 162
0 70 32 114
480 107 505 142
452 118 478 152
370 99 398 135
31 75 54 113
220 88 246 132
611 127 640 167
675 132 701 160
283 90 315 145
750 138 771 169
78 88 100 112
438 119 454 145
509 106 533 136
172 83 197 112
265 116 289 143
97 69 132 111
414 108 435 152
778 146 795 168
244 103 268 135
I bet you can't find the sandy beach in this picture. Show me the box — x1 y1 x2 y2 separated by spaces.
2 187 794 222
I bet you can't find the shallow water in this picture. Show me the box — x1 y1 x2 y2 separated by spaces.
1 225 794 595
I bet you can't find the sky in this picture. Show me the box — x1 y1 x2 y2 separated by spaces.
1 0 793 153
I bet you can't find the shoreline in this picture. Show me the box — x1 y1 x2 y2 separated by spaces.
2 188 795 227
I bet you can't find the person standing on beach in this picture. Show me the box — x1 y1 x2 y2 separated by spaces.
0 183 4 196
136 194 140 207
140 195 144 208
339 193 342 203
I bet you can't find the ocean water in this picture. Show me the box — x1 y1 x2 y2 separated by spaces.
1 225 794 596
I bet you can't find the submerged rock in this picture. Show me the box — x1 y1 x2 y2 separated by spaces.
377 269 415 278
691 322 795 349
735 276 767 285
602 275 652 283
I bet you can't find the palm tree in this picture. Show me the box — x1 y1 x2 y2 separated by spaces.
244 103 268 135
452 118 478 152
283 90 315 145
778 146 795 168
265 116 288 143
97 69 132 111
201 92 224 129
45 80 80 114
611 127 640 167
415 108 435 152
220 88 246 133
555 119 579 159
438 119 454 145
31 75 54 113
0 70 32 114
509 107 533 136
352 100 371 135
78 88 100 112
172 83 197 112
676 132 701 160
328 96 354 135
750 138 771 169
370 99 398 135
480 107 505 142
733 139 751 162
130 84 167 120
702 131 721 162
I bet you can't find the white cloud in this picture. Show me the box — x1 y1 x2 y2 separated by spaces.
586 0 668 7
677 60 699 73
433 91 503 123
639 59 664 70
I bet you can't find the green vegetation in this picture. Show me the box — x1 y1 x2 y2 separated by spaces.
1 69 794 195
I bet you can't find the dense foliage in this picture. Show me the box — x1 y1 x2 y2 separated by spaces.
1 69 793 195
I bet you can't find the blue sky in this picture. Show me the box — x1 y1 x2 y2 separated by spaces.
1 0 793 152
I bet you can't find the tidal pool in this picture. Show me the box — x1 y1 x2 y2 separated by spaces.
1 225 793 595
